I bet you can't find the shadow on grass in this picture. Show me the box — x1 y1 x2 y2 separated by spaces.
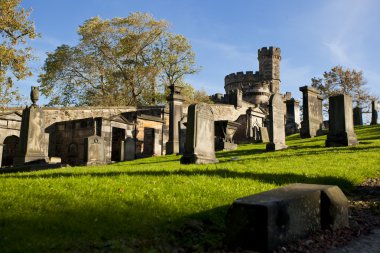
1 169 355 191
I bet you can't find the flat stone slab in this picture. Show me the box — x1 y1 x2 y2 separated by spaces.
225 183 348 252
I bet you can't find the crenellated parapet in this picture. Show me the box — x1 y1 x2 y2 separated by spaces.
258 46 281 60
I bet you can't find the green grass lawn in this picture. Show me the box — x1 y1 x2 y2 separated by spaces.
0 125 379 252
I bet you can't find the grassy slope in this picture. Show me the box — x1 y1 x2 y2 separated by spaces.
0 125 379 252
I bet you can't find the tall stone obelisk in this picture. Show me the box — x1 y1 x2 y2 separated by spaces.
166 85 184 154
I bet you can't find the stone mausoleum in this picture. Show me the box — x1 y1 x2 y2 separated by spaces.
0 46 301 169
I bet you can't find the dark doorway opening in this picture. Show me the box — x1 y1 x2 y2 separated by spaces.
2 135 19 167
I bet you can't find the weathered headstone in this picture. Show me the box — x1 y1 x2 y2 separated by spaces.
180 103 218 164
166 85 184 154
214 120 240 151
353 106 363 126
143 128 162 156
259 126 269 143
299 86 323 138
178 118 187 154
124 137 135 161
225 183 349 252
14 86 48 166
84 135 106 165
266 94 287 151
285 98 301 135
326 94 358 147
371 100 378 125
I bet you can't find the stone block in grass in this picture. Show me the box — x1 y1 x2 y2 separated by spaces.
225 183 348 252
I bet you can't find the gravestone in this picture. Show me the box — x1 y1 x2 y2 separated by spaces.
166 85 184 154
124 137 135 161
180 103 218 164
285 98 301 135
84 135 106 165
214 120 240 151
353 106 363 126
266 94 287 151
143 128 162 156
259 127 270 143
371 100 378 125
299 86 323 138
178 117 187 154
14 86 48 166
326 94 358 147
225 184 349 252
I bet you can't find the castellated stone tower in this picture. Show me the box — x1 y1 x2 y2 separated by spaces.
223 46 281 106
258 46 281 94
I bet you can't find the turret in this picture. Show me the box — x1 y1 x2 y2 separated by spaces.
258 47 281 93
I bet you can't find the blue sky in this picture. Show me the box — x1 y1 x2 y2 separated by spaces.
19 0 380 104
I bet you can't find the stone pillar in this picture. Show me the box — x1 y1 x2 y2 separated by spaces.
266 93 287 151
14 86 48 166
285 98 301 135
0 144 3 168
353 106 363 126
166 85 184 154
326 94 358 147
371 100 378 125
180 103 218 164
299 86 323 138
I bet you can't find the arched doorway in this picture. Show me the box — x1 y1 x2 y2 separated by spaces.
1 135 19 167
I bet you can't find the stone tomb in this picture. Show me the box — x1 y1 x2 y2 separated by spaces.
84 135 106 165
285 98 301 135
180 103 218 164
225 184 349 252
299 86 323 138
326 94 358 147
266 93 287 151
214 120 240 151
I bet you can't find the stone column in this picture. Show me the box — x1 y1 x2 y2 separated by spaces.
299 86 323 138
371 100 378 125
0 144 3 168
166 85 184 154
326 94 358 147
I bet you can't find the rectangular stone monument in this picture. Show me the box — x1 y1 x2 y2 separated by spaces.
285 98 301 135
266 94 287 151
143 128 162 156
326 94 358 147
371 100 378 125
353 106 363 126
14 106 48 165
214 120 241 151
259 127 269 143
299 86 323 138
178 118 187 154
84 135 106 165
124 137 135 161
180 103 218 164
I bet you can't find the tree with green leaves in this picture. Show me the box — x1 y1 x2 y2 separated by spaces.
0 0 38 108
311 66 376 112
39 13 200 107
